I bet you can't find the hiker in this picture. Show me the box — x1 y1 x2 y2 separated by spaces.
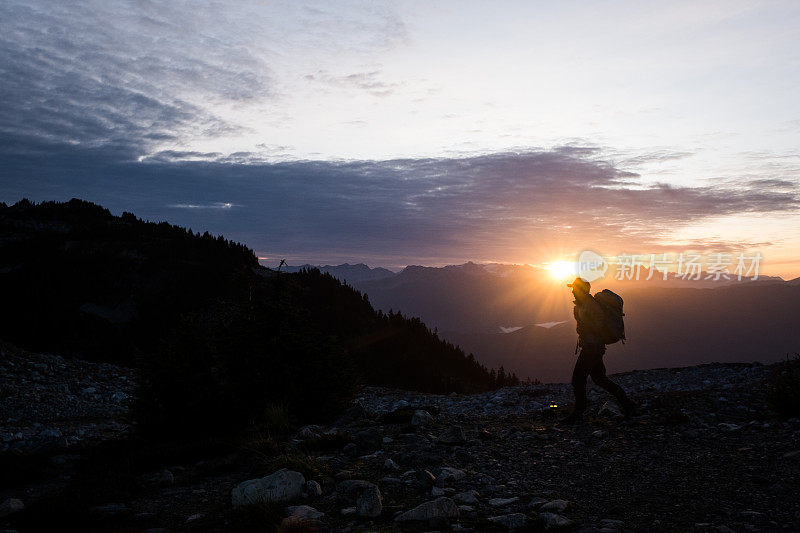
561 277 636 424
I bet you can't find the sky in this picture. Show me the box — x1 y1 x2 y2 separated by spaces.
1 0 799 277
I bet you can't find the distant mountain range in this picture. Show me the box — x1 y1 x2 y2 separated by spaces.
288 261 800 382
282 263 396 283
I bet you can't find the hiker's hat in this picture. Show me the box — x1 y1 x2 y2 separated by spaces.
567 277 590 291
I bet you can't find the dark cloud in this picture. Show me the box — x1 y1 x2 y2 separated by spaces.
0 1 409 162
2 143 797 266
0 1 263 159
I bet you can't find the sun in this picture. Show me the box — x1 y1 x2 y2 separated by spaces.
546 260 577 281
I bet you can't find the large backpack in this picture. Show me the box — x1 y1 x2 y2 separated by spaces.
593 289 626 345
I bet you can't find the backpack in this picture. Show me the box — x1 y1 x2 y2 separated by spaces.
593 289 626 345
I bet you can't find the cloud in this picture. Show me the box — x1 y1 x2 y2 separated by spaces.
619 150 695 167
0 0 407 160
3 145 797 266
168 202 237 209
0 1 262 159
304 69 402 97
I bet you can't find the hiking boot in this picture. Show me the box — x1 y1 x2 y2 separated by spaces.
558 411 584 425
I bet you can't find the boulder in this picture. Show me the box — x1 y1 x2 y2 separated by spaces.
305 480 323 497
528 497 548 509
231 469 305 508
285 505 324 519
489 497 520 507
438 425 466 444
435 466 466 484
411 410 434 426
540 499 570 513
0 498 24 518
454 490 480 504
356 484 383 517
489 512 527 530
540 512 574 530
396 497 459 522
336 480 382 517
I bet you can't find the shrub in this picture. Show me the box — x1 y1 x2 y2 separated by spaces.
766 353 800 418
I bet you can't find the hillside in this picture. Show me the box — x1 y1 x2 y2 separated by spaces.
0 199 513 435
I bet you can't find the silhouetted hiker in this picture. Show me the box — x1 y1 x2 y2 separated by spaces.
561 277 636 424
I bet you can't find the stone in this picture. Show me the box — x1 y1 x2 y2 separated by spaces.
0 498 24 518
384 458 400 470
540 499 570 513
438 425 467 444
411 409 434 426
435 466 466 485
489 513 527 530
305 480 322 497
286 505 324 519
528 497 548 509
336 479 382 516
541 512 574 530
718 423 741 432
431 486 445 496
395 497 460 522
340 507 356 516
454 490 479 504
356 484 383 517
231 469 305 508
489 497 520 507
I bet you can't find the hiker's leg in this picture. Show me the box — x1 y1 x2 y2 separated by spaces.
570 350 592 414
589 357 633 407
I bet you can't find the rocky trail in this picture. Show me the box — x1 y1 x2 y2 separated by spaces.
1 343 799 532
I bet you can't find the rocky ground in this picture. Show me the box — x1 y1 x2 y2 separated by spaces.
0 341 135 454
1 343 799 532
